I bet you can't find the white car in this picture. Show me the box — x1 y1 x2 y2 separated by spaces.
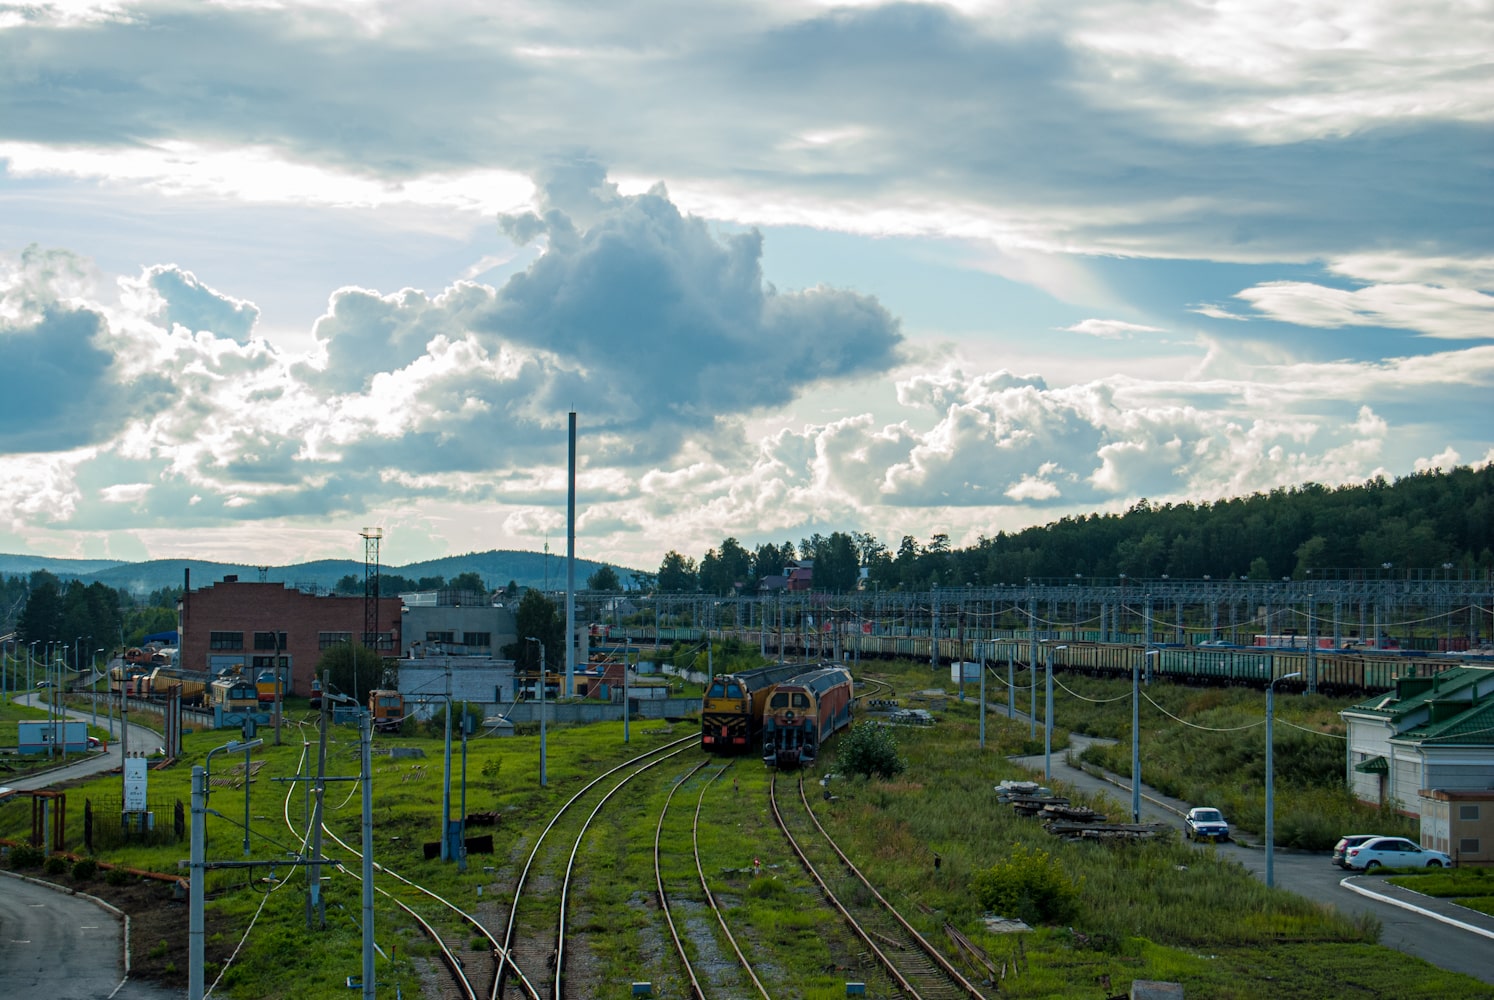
1343 836 1453 870
1184 807 1230 842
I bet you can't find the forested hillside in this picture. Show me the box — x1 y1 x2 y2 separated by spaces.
953 465 1493 585
668 465 1494 593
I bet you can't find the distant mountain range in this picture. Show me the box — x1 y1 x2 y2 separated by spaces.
0 550 640 595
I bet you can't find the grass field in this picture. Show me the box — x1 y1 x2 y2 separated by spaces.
1 657 1490 998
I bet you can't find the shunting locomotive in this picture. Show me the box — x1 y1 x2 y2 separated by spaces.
700 662 808 753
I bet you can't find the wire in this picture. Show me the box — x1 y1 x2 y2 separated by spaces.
1051 674 1131 704
1138 690 1265 732
1272 718 1347 740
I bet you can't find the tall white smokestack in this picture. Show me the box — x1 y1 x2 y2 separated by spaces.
566 411 576 697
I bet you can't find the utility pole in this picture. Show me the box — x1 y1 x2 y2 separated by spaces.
308 670 330 929
360 709 374 1000
442 665 453 862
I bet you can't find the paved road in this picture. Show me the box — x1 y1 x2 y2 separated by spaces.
1008 726 1494 986
7 693 166 792
0 872 181 999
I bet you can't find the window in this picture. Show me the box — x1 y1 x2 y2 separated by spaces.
209 631 243 650
707 682 726 698
1460 805 1480 821
252 656 290 669
425 631 456 644
366 632 395 651
254 631 287 650
463 632 491 647
1460 838 1480 855
319 631 354 650
770 692 788 708
792 693 811 708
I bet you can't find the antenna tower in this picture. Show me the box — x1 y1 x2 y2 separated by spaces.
361 527 383 651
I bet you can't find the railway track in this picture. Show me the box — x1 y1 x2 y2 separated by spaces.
498 735 698 1000
770 773 989 1000
855 675 896 705
654 759 773 1000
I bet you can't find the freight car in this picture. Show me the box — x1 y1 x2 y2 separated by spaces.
700 661 809 753
762 665 854 769
110 664 152 697
148 667 211 705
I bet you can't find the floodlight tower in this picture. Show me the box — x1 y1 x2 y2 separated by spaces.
360 527 383 699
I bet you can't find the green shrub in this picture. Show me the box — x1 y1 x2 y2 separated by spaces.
835 722 907 780
104 866 130 886
9 844 44 869
970 843 1082 926
72 858 98 881
43 855 68 877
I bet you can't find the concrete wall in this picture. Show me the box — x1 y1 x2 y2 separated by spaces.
397 657 516 719
403 605 518 658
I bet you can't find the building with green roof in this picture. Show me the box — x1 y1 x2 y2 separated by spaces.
1341 664 1494 820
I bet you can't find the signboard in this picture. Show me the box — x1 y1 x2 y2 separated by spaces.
124 756 149 812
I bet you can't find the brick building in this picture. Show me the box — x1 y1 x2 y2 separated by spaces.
178 575 402 699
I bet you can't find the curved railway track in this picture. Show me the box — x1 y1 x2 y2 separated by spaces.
770 773 989 1000
854 675 896 705
280 735 540 1000
498 734 697 1000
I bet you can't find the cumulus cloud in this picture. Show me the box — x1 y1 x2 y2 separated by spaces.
0 247 126 451
482 172 904 432
140 265 260 343
1414 446 1461 473
2 5 1491 566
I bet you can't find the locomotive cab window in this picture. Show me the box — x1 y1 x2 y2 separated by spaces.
792 693 810 708
727 683 744 698
708 682 727 698
770 692 789 708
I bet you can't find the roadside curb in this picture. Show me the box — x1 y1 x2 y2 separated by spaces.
1340 875 1494 941
0 867 134 992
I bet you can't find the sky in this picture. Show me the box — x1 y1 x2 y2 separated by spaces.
1 0 1491 574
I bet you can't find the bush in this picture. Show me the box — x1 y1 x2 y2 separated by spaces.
835 722 907 780
43 855 68 877
9 844 44 869
970 843 1082 926
104 866 131 886
72 858 98 881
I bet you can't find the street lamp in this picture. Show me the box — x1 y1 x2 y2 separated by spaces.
526 637 548 787
1265 671 1302 888
1044 643 1067 781
92 648 104 729
204 737 264 857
